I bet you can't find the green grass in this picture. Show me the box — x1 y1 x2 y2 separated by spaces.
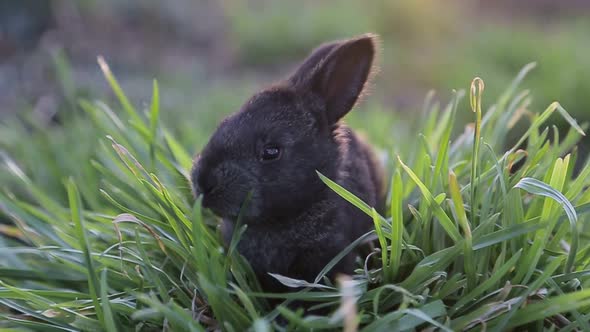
1 59 590 331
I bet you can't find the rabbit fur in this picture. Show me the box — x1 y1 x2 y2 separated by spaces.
191 34 385 292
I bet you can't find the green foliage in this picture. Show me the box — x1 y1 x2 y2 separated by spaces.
1 59 590 331
223 0 378 65
428 19 590 123
223 0 590 131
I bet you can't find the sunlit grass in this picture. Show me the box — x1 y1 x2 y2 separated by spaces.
1 60 589 330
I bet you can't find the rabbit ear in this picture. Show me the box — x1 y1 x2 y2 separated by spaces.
290 34 377 124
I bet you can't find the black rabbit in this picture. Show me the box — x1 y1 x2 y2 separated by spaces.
191 34 385 293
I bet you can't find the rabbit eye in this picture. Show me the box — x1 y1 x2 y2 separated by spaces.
261 145 281 161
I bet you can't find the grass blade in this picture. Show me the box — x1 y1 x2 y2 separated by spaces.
66 179 104 323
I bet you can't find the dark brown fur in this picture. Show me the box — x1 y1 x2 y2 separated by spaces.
191 34 384 292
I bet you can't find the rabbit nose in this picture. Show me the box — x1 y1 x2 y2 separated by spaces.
191 158 217 197
198 174 218 195
192 166 218 197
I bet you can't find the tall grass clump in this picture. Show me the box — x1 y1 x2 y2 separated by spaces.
1 60 590 331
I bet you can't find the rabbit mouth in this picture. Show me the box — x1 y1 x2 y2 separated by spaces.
202 192 236 218
202 188 259 221
205 200 258 222
194 162 261 220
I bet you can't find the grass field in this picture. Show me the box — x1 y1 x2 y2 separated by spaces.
1 59 590 330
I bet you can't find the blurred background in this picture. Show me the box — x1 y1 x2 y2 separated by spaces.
1 0 589 191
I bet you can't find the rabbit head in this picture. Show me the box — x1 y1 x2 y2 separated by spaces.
191 34 377 223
